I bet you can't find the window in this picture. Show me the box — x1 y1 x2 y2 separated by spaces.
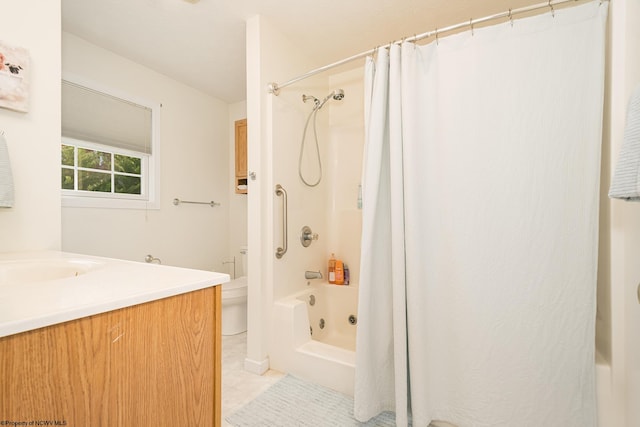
61 75 160 209
62 139 146 196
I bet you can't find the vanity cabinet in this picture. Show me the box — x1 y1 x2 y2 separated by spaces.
235 118 247 194
0 286 221 426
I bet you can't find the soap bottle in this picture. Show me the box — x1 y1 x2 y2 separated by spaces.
328 253 336 284
335 260 344 285
343 264 350 285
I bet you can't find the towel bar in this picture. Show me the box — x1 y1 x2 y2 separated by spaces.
172 198 220 207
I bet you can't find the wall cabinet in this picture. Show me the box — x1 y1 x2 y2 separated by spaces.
0 286 221 427
235 118 247 194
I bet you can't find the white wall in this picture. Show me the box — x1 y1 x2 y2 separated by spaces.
245 15 269 374
270 67 365 298
270 74 329 300
246 14 366 376
0 1 61 253
61 32 230 271
327 68 364 285
245 14 328 373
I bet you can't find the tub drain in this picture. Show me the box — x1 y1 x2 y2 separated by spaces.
348 315 357 325
319 318 325 329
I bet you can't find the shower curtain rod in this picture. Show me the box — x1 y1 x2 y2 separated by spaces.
267 0 598 95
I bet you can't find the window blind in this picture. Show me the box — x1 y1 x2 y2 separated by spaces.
62 80 152 154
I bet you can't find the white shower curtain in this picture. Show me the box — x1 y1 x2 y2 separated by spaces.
354 2 608 426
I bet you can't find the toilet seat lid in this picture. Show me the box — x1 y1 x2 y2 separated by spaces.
223 276 247 291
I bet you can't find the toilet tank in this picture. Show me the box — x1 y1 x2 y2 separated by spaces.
240 245 248 277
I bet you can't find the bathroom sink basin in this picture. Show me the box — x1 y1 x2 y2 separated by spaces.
0 258 102 286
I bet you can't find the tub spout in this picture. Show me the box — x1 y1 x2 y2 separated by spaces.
305 270 323 280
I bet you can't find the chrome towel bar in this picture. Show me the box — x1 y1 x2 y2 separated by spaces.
173 198 220 207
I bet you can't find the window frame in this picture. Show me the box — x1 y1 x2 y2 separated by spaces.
61 73 161 210
62 137 148 199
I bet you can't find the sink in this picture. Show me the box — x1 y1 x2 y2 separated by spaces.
0 258 102 286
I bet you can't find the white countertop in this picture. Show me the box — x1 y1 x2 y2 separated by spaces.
0 251 229 338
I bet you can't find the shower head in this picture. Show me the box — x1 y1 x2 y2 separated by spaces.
332 89 345 101
317 89 345 109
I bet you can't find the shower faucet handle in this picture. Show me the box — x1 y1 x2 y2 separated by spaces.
300 226 319 247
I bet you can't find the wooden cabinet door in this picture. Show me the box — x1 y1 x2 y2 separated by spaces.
0 286 221 427
235 119 248 194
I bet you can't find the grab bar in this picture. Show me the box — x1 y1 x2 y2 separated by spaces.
275 184 288 259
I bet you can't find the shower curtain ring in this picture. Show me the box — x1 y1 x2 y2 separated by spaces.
508 9 514 27
548 0 555 17
470 18 474 36
435 28 439 45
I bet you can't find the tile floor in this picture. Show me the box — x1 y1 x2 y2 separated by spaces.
221 333 453 427
221 337 395 426
222 332 284 426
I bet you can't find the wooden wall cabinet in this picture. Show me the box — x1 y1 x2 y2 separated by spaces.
235 118 247 194
0 286 221 427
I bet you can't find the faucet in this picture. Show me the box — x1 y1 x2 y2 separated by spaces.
305 270 323 280
144 254 161 264
222 257 236 279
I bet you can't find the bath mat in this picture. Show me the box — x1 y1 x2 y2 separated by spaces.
225 374 397 426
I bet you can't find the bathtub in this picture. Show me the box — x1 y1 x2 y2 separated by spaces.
297 282 358 350
271 282 358 396
272 283 613 425
430 354 614 427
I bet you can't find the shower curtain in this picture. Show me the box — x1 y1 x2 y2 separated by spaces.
354 2 608 426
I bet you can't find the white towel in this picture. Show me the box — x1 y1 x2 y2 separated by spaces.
0 133 15 208
610 85 640 201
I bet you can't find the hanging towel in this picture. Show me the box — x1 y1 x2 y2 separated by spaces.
0 132 15 208
609 85 640 201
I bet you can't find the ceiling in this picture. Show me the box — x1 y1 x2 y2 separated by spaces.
61 0 545 104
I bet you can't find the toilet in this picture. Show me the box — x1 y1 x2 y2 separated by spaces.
222 245 248 336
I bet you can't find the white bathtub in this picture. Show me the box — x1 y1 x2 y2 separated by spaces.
428 354 612 426
271 283 358 396
296 282 358 350
273 283 612 422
